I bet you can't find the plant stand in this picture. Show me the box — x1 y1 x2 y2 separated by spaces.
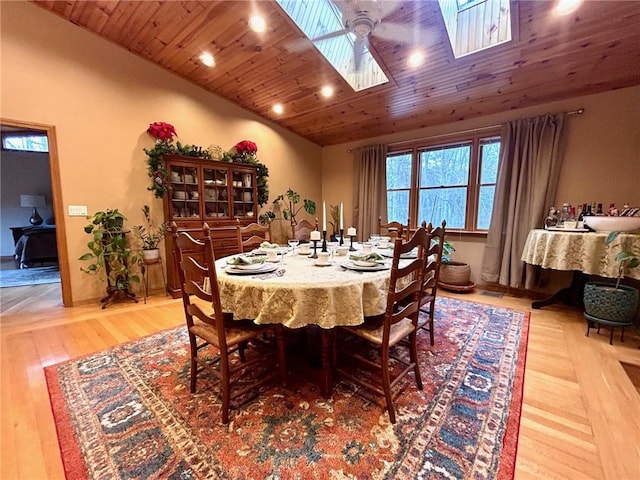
583 282 639 345
100 286 137 309
100 231 138 309
141 256 167 304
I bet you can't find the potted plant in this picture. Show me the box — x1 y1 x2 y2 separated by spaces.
438 239 472 287
132 205 169 264
259 188 316 231
328 204 340 241
79 209 140 305
583 231 640 330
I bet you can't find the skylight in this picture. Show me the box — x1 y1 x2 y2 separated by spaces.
438 0 512 58
276 0 389 92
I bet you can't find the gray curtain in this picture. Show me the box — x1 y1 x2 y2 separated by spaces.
482 113 566 288
353 144 388 242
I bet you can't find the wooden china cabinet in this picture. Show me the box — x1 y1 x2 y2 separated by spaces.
162 154 258 297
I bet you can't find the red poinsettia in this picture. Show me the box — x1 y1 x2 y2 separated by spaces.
147 122 177 142
235 140 258 156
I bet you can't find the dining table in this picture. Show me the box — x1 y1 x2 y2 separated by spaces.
214 245 406 396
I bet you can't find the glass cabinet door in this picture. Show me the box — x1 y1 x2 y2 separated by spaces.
230 170 256 219
202 167 229 219
169 165 200 218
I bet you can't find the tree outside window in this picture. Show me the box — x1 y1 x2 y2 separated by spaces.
385 133 500 232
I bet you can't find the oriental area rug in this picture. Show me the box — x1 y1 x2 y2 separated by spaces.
46 297 529 480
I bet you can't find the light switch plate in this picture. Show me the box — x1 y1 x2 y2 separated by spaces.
68 205 88 217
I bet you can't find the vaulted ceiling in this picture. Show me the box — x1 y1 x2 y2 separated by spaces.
32 0 640 146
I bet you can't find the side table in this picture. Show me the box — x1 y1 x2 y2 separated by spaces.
141 257 167 303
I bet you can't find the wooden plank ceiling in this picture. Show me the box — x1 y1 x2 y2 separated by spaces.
32 0 640 146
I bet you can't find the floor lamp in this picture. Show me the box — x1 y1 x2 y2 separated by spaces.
20 194 46 226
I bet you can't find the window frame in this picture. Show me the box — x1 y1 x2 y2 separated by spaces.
1 131 49 152
386 129 500 234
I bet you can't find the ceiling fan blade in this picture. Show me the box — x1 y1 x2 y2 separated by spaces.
334 0 401 22
285 37 314 53
353 36 368 71
312 28 350 43
373 22 439 46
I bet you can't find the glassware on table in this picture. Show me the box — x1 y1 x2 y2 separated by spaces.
287 239 299 254
326 241 339 262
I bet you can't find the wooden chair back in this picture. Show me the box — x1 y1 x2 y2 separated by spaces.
171 222 226 342
336 227 429 423
292 218 318 241
378 217 409 239
170 221 286 424
417 220 447 345
236 221 271 252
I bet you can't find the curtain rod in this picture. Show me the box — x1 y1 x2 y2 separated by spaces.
347 107 585 152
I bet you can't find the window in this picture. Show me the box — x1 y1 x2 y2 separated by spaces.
2 133 49 152
385 133 500 233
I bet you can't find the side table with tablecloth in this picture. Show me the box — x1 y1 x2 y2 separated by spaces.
521 229 640 308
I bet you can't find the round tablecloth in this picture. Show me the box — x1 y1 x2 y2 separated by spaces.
215 249 397 329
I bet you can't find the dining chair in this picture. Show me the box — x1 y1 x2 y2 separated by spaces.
378 217 409 239
291 217 319 241
416 220 447 345
236 220 271 253
171 222 286 424
336 227 429 423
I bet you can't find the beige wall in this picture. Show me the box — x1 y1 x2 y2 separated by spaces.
322 86 640 291
1 2 322 304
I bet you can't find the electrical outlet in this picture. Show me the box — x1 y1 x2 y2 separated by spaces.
68 205 88 217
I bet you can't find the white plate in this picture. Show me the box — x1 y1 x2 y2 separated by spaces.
380 249 418 259
313 261 333 267
234 262 266 270
342 260 390 272
352 260 380 267
225 263 278 275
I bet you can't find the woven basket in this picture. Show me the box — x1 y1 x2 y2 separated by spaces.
439 261 471 286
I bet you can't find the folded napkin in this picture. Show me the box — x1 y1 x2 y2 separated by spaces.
349 252 385 264
226 255 265 266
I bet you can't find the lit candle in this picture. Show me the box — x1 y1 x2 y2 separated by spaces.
340 202 344 230
322 201 326 232
310 230 321 241
347 227 356 236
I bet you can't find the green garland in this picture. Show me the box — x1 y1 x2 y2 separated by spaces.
144 141 269 206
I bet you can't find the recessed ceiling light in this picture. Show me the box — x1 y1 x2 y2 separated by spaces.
320 85 334 98
408 51 425 68
555 0 582 16
249 15 266 33
273 103 284 115
199 52 215 67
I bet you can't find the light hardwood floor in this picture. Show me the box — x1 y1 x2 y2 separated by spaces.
1 285 639 479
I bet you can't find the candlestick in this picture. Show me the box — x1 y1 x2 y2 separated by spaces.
322 201 326 232
310 239 319 259
339 228 344 246
310 230 321 241
340 202 344 230
349 235 356 251
347 227 356 237
321 230 328 252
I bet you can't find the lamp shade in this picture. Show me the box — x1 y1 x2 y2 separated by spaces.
20 194 46 208
20 194 46 225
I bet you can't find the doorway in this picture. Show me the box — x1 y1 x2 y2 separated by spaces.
0 118 71 307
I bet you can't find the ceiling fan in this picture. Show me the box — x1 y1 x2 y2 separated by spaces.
306 0 434 71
